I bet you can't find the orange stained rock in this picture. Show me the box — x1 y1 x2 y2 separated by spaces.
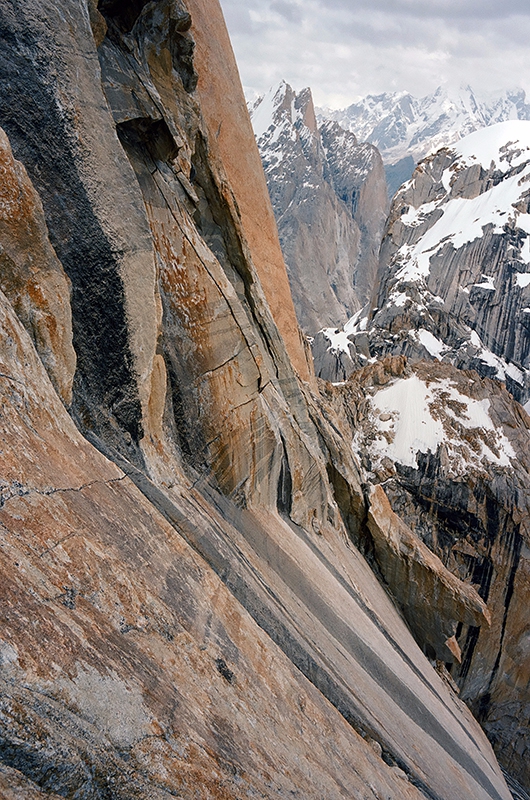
190 0 311 382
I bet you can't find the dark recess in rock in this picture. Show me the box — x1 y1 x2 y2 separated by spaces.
191 132 257 297
0 7 144 463
116 116 179 169
169 17 197 93
215 657 235 683
99 0 197 92
98 0 152 32
277 442 293 515
115 115 212 473
326 461 366 548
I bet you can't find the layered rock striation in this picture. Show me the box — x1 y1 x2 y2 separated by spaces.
326 357 530 791
0 1 518 799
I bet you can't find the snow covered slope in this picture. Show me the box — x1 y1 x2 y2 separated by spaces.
315 121 530 404
319 87 530 196
250 82 388 332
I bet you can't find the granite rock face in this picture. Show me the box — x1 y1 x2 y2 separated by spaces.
329 356 530 790
369 122 530 406
0 129 75 404
251 82 388 333
367 482 491 665
0 1 518 799
319 121 530 400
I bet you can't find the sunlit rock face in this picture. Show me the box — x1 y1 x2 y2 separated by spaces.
0 129 75 404
251 82 388 334
0 1 519 799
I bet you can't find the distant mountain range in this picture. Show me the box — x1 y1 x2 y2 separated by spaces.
317 86 530 196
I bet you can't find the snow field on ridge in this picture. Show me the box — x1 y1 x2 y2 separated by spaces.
355 375 515 474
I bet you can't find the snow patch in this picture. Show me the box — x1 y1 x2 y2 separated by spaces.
453 120 530 173
516 273 530 287
387 291 409 308
411 329 449 360
401 201 438 227
360 375 515 472
344 308 369 335
470 330 525 385
321 327 353 355
474 275 496 291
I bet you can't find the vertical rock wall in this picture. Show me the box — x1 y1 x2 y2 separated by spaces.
252 83 388 334
0 1 518 798
191 0 312 381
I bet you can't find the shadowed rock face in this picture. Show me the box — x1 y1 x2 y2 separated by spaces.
328 356 530 789
0 1 518 798
251 82 388 334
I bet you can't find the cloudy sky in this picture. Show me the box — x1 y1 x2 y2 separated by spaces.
218 0 530 108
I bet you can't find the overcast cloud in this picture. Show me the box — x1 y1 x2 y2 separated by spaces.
218 0 530 108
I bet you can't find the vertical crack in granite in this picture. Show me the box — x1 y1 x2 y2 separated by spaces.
477 528 523 720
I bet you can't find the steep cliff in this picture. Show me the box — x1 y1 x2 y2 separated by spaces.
370 121 530 406
318 121 530 398
326 357 530 791
0 1 516 799
251 82 388 333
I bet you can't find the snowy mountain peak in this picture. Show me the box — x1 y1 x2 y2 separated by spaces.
250 82 318 147
450 119 530 173
250 81 289 140
317 86 530 196
249 81 388 333
314 120 530 402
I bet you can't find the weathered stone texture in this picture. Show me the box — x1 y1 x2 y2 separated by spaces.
0 129 75 404
0 277 509 799
367 483 491 664
0 0 518 798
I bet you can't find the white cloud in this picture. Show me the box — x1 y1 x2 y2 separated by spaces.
219 0 530 107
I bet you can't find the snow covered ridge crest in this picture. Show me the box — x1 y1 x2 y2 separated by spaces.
318 85 530 168
314 121 530 406
250 81 319 166
346 360 522 482
355 372 515 476
392 120 530 284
